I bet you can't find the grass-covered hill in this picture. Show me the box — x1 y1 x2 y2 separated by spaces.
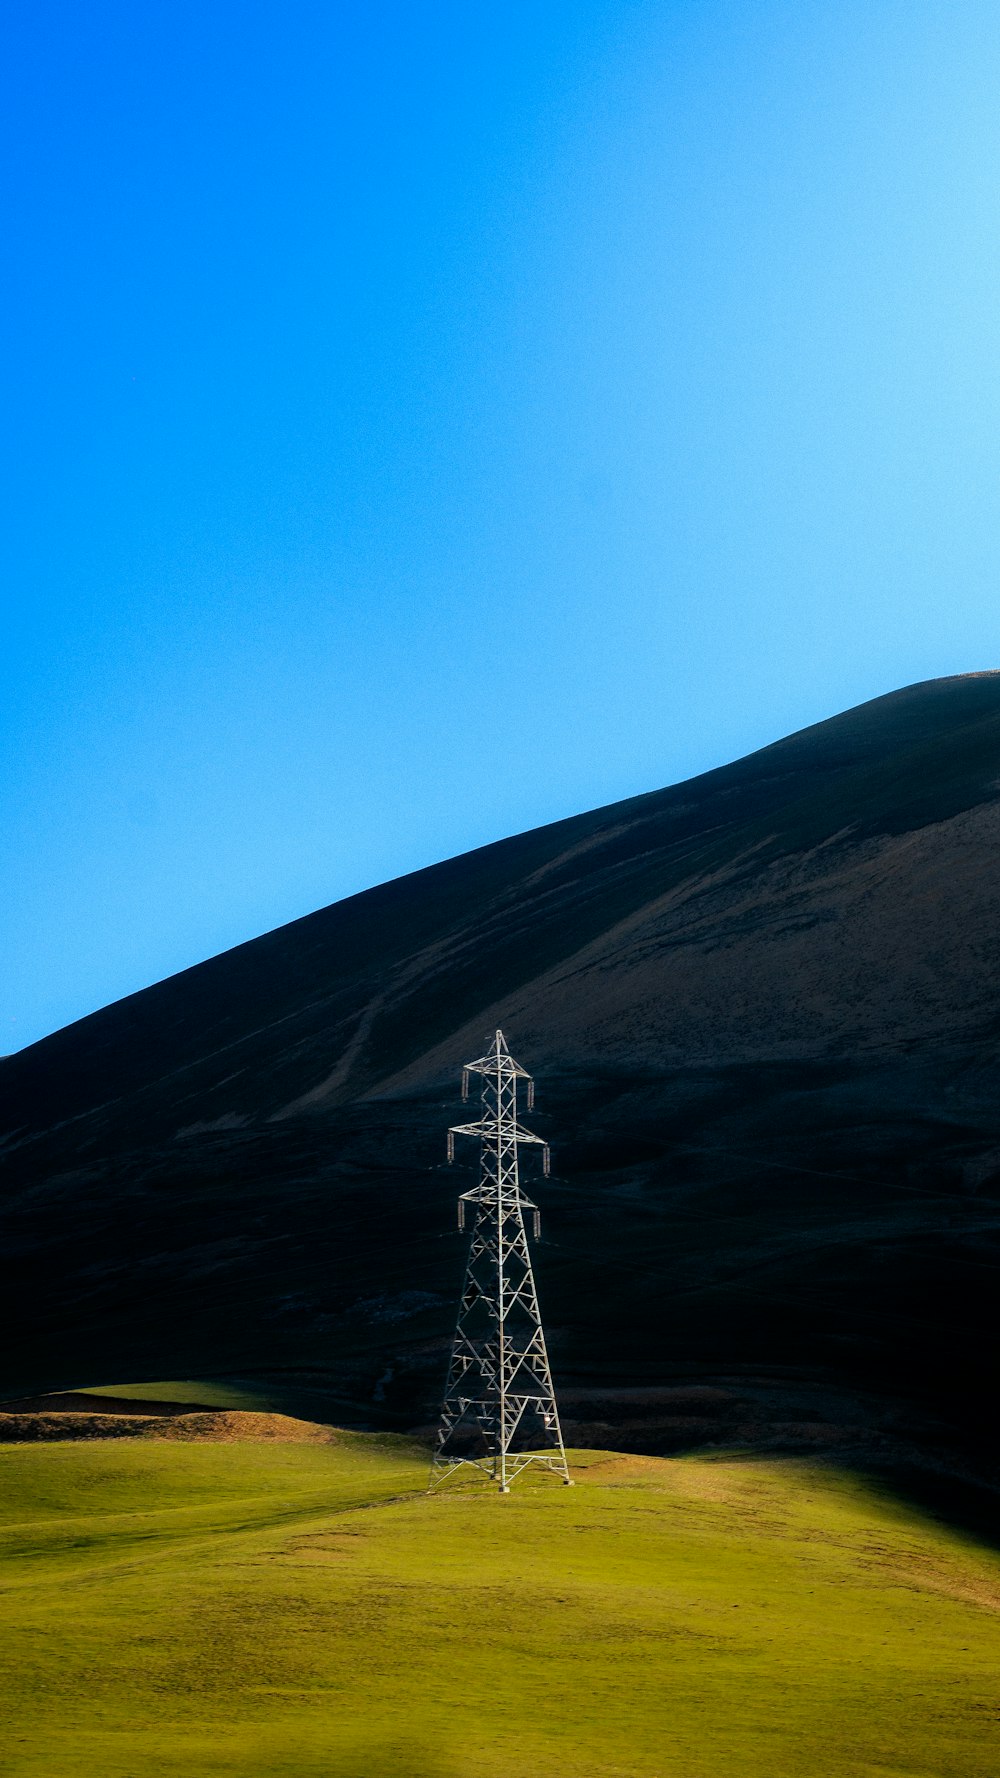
3 674 1000 1489
2 1432 998 1777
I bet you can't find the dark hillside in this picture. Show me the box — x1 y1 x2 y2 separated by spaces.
3 674 1000 1494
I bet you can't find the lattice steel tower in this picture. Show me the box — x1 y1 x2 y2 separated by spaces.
431 1029 571 1492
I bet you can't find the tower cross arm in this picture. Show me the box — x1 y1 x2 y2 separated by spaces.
460 1183 538 1210
447 1119 547 1147
464 1053 532 1079
462 1029 533 1082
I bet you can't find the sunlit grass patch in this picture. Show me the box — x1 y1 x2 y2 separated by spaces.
1 1436 998 1776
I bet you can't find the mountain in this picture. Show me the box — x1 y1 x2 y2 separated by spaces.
3 674 1000 1497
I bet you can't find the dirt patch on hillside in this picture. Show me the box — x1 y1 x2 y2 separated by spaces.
0 1410 335 1444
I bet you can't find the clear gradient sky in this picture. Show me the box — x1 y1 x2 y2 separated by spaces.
5 1 1000 1052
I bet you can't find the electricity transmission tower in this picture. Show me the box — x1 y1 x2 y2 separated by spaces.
430 1029 572 1493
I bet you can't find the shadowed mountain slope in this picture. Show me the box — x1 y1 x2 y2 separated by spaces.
3 674 1000 1492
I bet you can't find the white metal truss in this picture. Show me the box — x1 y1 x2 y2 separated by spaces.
430 1029 572 1493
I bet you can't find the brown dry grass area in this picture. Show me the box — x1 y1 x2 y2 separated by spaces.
0 1410 335 1444
575 1451 673 1483
145 1411 335 1442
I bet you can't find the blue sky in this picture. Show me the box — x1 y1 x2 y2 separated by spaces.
5 0 1000 1051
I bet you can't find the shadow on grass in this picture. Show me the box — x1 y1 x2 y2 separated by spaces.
669 1438 1000 1554
856 1462 1000 1554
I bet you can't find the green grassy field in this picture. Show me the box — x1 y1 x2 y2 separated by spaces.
75 1378 301 1411
1 1436 998 1778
